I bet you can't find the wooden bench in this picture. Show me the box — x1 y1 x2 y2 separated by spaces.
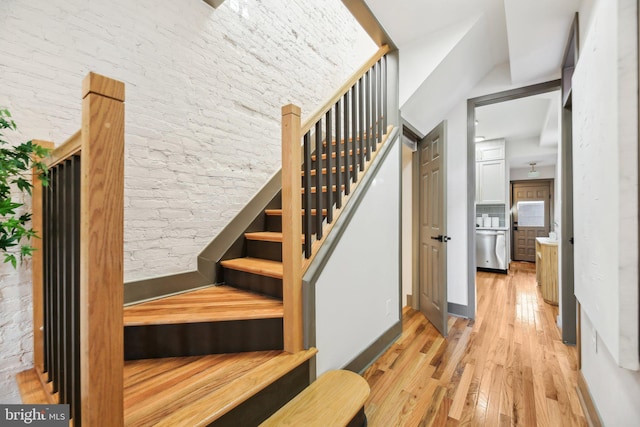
260 370 370 427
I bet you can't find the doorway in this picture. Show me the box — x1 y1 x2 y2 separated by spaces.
466 80 561 319
512 180 554 262
418 121 449 337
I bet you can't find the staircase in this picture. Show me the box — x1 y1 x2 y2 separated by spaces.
18 45 393 426
118 124 390 425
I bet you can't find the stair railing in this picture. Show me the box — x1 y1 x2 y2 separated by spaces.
281 45 391 352
31 72 125 426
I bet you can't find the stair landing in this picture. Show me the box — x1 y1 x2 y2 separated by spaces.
123 285 282 326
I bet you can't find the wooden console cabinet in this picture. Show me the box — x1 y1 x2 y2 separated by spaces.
536 238 558 305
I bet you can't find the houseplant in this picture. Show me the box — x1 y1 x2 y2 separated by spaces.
0 108 50 268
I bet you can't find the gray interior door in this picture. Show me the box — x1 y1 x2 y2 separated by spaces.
418 121 448 337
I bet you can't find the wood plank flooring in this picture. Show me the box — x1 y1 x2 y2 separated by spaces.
363 262 585 426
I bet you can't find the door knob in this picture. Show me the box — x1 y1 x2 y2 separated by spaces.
431 235 452 242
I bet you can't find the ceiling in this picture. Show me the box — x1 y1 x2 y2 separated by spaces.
364 0 579 84
363 0 579 168
475 91 560 168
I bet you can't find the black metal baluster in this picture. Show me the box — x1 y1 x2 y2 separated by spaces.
43 169 51 380
335 101 342 209
55 163 65 395
358 77 365 171
51 165 60 394
374 61 382 148
65 160 74 405
315 121 323 240
59 160 68 404
71 156 81 426
343 92 351 195
351 85 358 183
303 132 312 258
366 70 372 161
325 111 333 224
383 55 388 131
371 64 376 151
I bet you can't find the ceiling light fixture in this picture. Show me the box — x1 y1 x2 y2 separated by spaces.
475 136 485 142
528 162 540 178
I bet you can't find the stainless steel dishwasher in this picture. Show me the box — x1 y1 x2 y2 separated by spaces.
476 230 507 272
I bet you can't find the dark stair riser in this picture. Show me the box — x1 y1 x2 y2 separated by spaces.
124 318 283 360
210 362 310 427
266 214 322 234
223 268 283 299
246 240 305 263
247 240 283 262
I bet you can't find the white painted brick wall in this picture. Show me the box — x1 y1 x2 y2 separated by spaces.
0 0 376 403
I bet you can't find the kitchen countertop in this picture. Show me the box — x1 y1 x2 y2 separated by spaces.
536 237 558 246
476 226 510 231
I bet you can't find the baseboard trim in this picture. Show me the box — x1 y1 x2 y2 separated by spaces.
343 320 402 374
406 294 413 307
124 271 210 305
448 302 468 317
577 371 603 427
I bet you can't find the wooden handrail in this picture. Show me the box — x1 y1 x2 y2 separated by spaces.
301 45 389 134
43 130 81 168
281 46 391 354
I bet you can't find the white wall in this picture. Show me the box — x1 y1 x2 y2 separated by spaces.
0 0 376 403
314 137 400 375
581 308 640 426
572 0 638 370
399 17 479 106
572 0 640 421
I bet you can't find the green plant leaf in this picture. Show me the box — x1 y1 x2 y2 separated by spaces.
4 253 17 268
0 108 47 268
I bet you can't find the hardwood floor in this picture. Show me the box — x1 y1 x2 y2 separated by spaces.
363 262 585 426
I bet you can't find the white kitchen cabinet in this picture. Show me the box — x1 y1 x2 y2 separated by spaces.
476 159 506 204
475 140 505 161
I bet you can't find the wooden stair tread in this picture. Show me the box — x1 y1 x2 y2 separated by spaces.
124 348 317 427
123 285 282 326
245 231 304 243
16 368 53 404
221 257 283 279
311 148 366 162
264 208 327 216
301 165 353 176
301 184 346 194
260 370 370 427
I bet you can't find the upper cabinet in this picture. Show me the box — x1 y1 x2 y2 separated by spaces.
476 140 505 161
476 139 506 204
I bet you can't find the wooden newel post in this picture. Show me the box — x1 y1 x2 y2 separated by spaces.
80 72 125 426
281 104 303 353
32 139 54 374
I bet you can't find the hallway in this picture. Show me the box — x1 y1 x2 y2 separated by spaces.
363 262 586 426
